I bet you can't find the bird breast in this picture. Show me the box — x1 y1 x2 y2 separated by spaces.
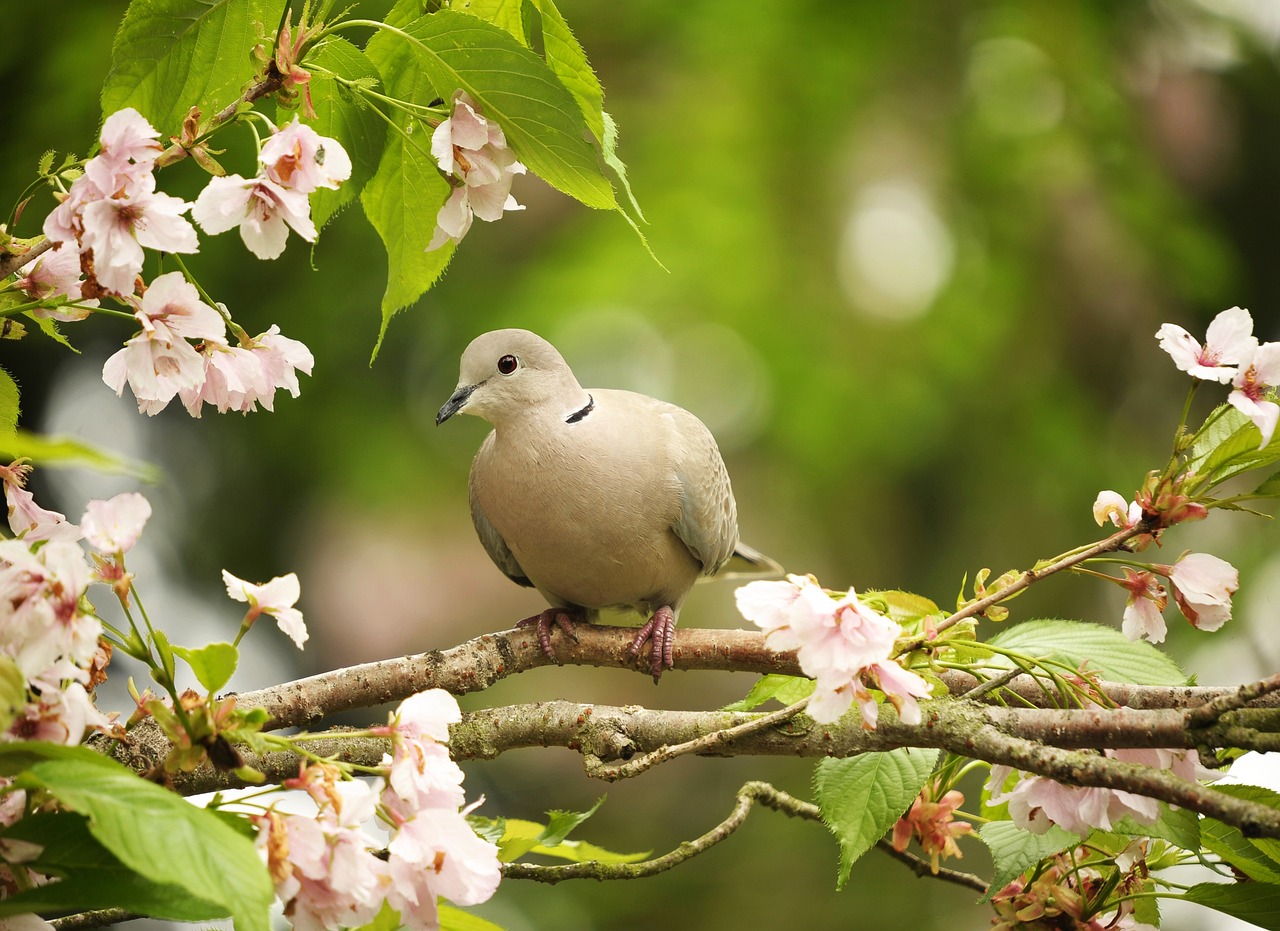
470 404 701 613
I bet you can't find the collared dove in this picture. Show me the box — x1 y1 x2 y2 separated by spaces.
436 328 778 680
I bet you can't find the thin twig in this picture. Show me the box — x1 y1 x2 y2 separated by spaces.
585 697 812 781
50 909 134 931
1185 671 1280 729
0 236 53 279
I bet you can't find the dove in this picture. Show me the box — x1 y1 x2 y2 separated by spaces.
436 328 777 680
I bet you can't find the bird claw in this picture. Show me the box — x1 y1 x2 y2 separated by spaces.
627 605 676 683
516 608 580 659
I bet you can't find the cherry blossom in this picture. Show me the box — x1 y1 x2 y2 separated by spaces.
80 493 152 554
180 325 314 417
735 575 931 726
891 783 972 874
1159 552 1238 632
426 90 526 250
15 245 96 320
1118 568 1168 643
0 462 80 543
191 174 316 260
77 173 198 296
261 117 352 194
1156 305 1258 383
1227 341 1280 448
222 569 308 648
1091 490 1141 529
84 107 164 194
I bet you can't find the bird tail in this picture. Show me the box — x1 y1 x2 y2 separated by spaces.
714 541 785 580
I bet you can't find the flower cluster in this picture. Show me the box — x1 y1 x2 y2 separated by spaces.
427 90 526 251
192 117 350 260
24 108 337 419
735 574 932 725
0 468 156 746
256 690 501 931
990 844 1155 931
987 748 1199 837
1158 305 1280 447
44 108 198 297
891 780 972 874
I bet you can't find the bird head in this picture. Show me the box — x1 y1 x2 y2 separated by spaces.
436 329 587 426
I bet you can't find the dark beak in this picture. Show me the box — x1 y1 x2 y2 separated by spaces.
436 384 477 425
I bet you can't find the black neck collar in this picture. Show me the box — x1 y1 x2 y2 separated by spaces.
566 394 594 424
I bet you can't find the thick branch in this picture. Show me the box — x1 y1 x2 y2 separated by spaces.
0 237 53 279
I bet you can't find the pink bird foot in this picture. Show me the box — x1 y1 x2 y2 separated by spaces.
627 605 676 682
516 607 581 659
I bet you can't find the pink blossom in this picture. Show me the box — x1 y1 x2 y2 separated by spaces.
0 539 99 682
1156 306 1258 383
1118 568 1168 643
735 576 931 726
84 108 163 194
222 570 307 648
386 806 502 907
1160 552 1238 632
0 462 80 543
80 493 151 554
15 245 96 320
426 90 525 251
261 117 352 194
891 784 972 874
77 173 198 296
191 174 316 260
180 325 314 416
9 681 110 746
1092 490 1141 529
1228 341 1280 448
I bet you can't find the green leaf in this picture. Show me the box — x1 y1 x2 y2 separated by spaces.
1211 784 1280 864
977 820 1078 902
600 110 645 223
16 755 273 931
1182 882 1280 930
381 11 615 209
527 0 604 141
0 656 25 735
101 0 279 135
494 818 648 864
1201 817 1280 884
0 366 19 444
0 812 230 921
541 795 605 846
813 748 938 889
448 0 529 44
864 589 941 626
1251 471 1280 499
987 619 1187 686
439 904 507 931
362 11 456 355
173 641 239 693
24 312 79 353
297 36 388 229
722 674 815 712
1190 404 1280 487
1113 803 1200 851
0 429 158 480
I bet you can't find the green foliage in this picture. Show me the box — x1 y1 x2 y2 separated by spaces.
722 674 815 712
3 743 273 931
813 748 938 889
298 36 388 229
483 796 648 865
1182 882 1280 930
172 641 240 693
0 366 17 444
0 429 157 479
439 904 508 931
1112 805 1201 851
986 619 1187 686
976 821 1077 902
102 0 279 134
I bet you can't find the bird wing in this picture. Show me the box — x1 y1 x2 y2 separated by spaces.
468 436 534 588
667 407 739 576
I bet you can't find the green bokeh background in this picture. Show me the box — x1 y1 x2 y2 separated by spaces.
4 2 1280 929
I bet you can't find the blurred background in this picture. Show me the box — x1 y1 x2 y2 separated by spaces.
4 1 1280 928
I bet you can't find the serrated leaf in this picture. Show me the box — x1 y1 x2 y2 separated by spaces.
363 9 456 354
14 753 272 931
1251 471 1280 499
813 748 938 889
541 795 604 846
494 818 647 864
1113 804 1200 851
0 812 229 921
173 641 239 693
37 150 56 176
0 366 18 444
601 110 644 222
449 0 528 44
380 10 615 209
528 0 604 141
0 429 157 480
0 656 24 735
101 0 279 136
987 619 1187 686
439 904 507 931
977 820 1078 902
296 36 388 229
722 674 815 712
1182 882 1280 930
1201 817 1280 883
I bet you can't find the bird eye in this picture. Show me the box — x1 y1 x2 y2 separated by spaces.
497 354 518 375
